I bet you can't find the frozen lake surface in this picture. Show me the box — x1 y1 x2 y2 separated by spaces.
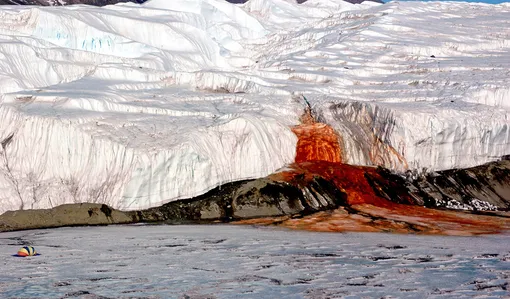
1 224 509 298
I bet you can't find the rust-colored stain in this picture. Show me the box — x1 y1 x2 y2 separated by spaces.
292 124 343 163
272 162 411 207
291 108 343 163
276 203 510 236
244 163 510 235
237 110 510 236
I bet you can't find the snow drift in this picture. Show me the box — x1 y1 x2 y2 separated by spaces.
0 0 509 213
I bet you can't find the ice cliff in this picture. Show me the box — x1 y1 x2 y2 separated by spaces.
0 0 509 213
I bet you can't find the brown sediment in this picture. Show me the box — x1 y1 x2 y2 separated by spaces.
291 162 508 229
243 163 510 235
276 202 510 236
270 162 413 207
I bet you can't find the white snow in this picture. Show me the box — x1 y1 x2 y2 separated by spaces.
0 0 509 213
1 225 510 298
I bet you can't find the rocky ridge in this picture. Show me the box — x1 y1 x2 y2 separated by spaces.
1 107 509 235
1 159 509 234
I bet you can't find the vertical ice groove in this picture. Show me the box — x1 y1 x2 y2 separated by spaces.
322 100 509 172
0 105 136 213
0 103 297 214
0 0 509 213
119 115 297 211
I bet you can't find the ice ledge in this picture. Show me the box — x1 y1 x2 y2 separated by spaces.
0 103 297 214
318 99 510 172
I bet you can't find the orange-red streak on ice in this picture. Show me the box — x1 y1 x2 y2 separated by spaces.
292 123 343 163
263 113 510 235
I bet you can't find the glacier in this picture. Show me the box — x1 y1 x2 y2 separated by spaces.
0 0 509 214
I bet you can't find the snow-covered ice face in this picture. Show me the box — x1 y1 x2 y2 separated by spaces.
1 225 509 298
0 0 509 214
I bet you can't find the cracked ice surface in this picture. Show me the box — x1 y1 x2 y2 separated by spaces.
1 225 510 298
0 0 509 213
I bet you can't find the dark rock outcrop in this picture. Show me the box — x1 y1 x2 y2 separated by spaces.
375 160 510 211
134 175 346 223
0 160 508 234
240 160 510 235
0 203 133 232
0 175 347 231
